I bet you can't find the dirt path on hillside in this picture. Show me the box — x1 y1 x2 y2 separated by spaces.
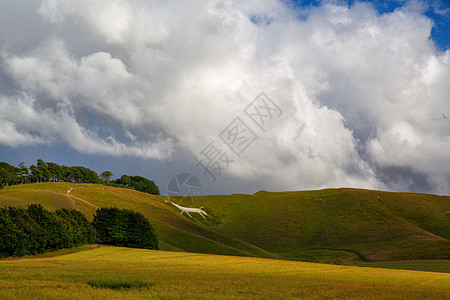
66 193 99 209
39 188 100 210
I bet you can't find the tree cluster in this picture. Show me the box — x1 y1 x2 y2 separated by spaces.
93 207 158 250
0 205 159 258
0 160 100 186
0 160 160 195
0 204 95 258
112 175 160 195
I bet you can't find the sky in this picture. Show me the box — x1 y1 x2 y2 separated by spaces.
0 0 449 196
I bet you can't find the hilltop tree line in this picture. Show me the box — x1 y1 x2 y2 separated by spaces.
0 160 160 195
0 205 158 258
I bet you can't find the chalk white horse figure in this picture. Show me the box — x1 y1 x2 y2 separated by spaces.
166 201 208 219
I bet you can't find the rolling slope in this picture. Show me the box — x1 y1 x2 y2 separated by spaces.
0 183 449 263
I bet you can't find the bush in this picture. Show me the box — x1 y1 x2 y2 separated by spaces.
87 279 153 290
93 207 158 250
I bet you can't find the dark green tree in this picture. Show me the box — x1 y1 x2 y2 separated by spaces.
93 207 158 249
36 159 51 182
0 162 20 186
0 167 16 187
114 175 159 195
18 162 29 184
26 204 70 250
0 208 27 257
100 171 113 183
1 205 96 258
55 208 96 245
29 165 42 183
71 166 100 183
47 162 62 182
92 207 120 244
125 210 158 249
117 175 131 186
61 165 73 182
6 207 43 255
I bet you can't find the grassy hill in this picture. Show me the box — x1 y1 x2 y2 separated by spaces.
0 183 449 264
0 246 449 299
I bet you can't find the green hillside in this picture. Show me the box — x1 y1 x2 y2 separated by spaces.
196 189 450 263
0 183 449 264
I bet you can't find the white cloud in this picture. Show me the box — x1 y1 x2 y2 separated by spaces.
0 0 449 194
0 92 173 159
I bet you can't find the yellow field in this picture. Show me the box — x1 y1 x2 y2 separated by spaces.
0 246 448 299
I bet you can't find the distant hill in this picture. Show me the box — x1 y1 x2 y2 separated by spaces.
0 183 448 264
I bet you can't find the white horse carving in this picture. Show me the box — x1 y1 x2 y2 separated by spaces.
165 201 208 219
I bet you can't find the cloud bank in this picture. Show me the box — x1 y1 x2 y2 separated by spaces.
0 0 449 194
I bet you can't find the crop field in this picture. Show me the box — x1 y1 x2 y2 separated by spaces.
0 246 449 299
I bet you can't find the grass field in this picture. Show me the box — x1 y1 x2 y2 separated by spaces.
1 183 449 264
0 246 449 299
